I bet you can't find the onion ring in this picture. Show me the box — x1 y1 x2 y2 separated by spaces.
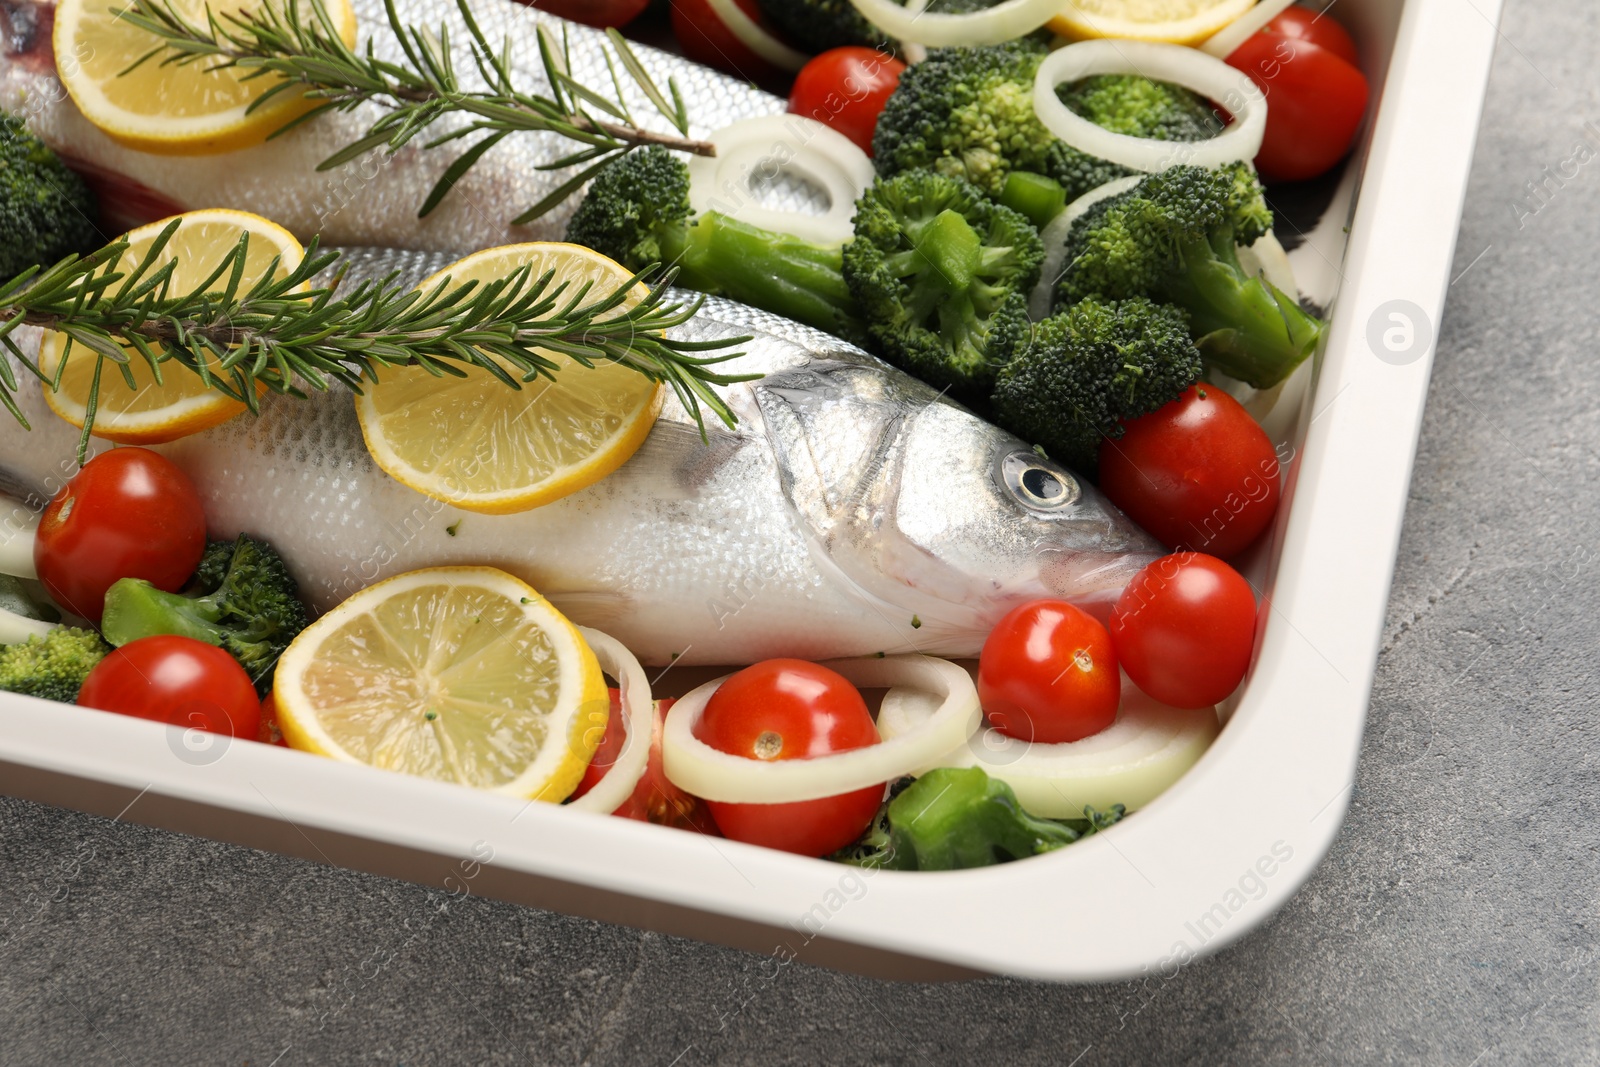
686 116 876 246
661 656 982 804
877 685 1219 818
847 0 1063 48
1200 0 1300 59
704 0 809 71
565 627 653 813
1034 40 1267 173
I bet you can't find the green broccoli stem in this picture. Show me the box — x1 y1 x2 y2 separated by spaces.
1160 230 1325 389
679 212 861 337
101 578 226 650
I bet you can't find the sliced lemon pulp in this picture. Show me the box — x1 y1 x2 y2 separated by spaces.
273 567 609 800
354 242 664 515
1048 0 1257 45
54 0 358 154
39 208 303 443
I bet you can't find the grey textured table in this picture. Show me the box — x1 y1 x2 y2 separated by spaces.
2 2 1594 1064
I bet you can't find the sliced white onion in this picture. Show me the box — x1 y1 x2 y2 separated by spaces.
848 0 1062 47
0 507 38 580
1030 173 1145 319
898 0 930 64
1199 0 1299 58
703 0 810 71
0 605 56 645
877 685 1219 818
686 116 876 247
661 655 982 804
566 627 653 814
1034 40 1267 173
1238 230 1297 300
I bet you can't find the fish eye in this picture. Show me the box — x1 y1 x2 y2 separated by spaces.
1000 451 1080 512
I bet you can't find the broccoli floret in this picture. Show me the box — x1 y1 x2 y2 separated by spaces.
186 540 236 596
1055 163 1321 388
873 46 1221 202
755 0 890 52
992 297 1202 472
0 627 111 703
843 169 1043 401
1058 74 1224 144
100 534 308 692
833 766 1125 871
0 114 100 279
565 146 860 339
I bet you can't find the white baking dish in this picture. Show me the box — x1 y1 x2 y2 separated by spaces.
0 0 1503 982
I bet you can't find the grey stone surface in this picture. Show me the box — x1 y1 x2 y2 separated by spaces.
3 2 1597 1064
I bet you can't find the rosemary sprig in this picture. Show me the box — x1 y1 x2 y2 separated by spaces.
115 0 715 223
0 221 755 462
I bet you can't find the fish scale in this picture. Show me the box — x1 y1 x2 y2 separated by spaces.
0 246 1161 666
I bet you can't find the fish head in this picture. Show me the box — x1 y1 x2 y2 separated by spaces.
755 352 1163 654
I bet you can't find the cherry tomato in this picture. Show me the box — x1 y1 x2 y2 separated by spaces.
1098 385 1282 560
788 47 905 156
978 600 1120 744
257 690 289 747
572 693 721 834
694 659 883 857
1227 28 1369 182
34 448 206 623
78 635 261 740
1109 554 1257 709
1261 6 1359 67
672 0 792 84
527 0 651 28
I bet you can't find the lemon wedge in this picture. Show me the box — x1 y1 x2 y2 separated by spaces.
1048 0 1257 45
39 208 303 443
273 567 609 800
54 0 357 154
354 242 664 515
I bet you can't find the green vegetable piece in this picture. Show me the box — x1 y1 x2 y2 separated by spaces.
844 169 1043 403
1000 172 1068 229
834 766 1126 871
0 627 111 704
991 296 1202 473
100 534 308 693
1054 162 1322 388
0 114 101 279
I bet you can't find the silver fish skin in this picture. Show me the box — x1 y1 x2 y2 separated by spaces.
0 0 784 247
0 247 1162 666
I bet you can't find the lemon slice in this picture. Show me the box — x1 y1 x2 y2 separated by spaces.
273 567 609 800
39 208 303 443
355 243 664 515
54 0 357 154
1048 0 1257 45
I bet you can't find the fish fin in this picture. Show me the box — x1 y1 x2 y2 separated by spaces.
545 589 633 631
632 418 747 496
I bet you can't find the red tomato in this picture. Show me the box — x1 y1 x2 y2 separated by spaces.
79 635 261 739
978 600 1120 744
257 690 289 747
572 693 721 834
694 659 883 857
1109 554 1257 709
1227 29 1369 182
1262 6 1359 67
672 0 792 83
527 0 651 28
788 47 905 156
1098 385 1282 559
34 448 206 623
